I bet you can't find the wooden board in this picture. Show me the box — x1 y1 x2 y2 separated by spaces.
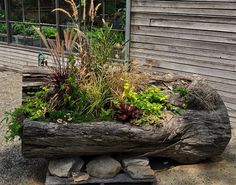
45 173 157 185
130 0 236 123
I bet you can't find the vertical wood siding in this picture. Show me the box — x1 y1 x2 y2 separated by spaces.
130 0 236 124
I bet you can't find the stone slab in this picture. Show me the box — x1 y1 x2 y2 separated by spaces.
45 173 157 185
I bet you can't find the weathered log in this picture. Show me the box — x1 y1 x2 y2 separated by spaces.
22 78 231 164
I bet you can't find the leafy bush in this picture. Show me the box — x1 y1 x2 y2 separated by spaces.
2 87 49 141
0 22 6 33
12 23 25 35
42 26 57 39
173 86 190 109
86 22 122 73
114 81 180 124
11 22 56 39
25 25 34 36
121 82 169 116
0 9 4 20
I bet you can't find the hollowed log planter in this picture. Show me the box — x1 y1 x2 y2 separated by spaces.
22 76 231 164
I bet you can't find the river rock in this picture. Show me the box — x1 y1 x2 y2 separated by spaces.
86 156 121 178
48 157 84 177
122 157 154 179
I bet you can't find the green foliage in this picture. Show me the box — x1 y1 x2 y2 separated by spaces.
42 52 81 112
25 25 35 36
60 73 81 111
89 24 114 66
1 109 24 141
114 81 182 125
173 86 190 109
22 87 50 120
86 22 125 72
42 26 57 39
99 108 113 121
166 103 181 114
122 82 169 116
79 76 111 117
1 87 50 141
0 22 6 33
25 22 38 37
11 22 56 39
12 22 25 35
131 114 162 126
0 9 4 20
173 86 188 97
46 111 93 124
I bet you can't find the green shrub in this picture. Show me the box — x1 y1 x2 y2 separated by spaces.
0 9 4 20
114 81 180 125
0 22 6 33
42 26 57 39
1 87 50 141
122 82 169 116
25 24 35 37
12 23 25 35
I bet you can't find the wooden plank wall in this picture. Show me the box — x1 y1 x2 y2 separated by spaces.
130 0 236 124
0 44 39 71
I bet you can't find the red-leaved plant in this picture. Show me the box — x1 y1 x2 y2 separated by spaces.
115 102 142 122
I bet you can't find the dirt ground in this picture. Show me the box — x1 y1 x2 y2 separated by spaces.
0 70 235 185
155 124 236 185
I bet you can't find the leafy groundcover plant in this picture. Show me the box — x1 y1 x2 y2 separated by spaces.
1 0 189 141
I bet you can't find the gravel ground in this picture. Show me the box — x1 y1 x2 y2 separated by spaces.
155 125 236 185
0 71 47 185
0 70 235 185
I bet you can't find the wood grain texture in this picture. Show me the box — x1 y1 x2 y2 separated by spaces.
0 44 42 70
22 79 231 164
130 0 236 123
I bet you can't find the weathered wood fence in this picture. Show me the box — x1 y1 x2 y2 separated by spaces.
130 0 236 124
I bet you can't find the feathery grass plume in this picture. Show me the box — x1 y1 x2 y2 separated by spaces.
51 8 72 19
52 0 79 26
33 26 83 109
89 0 101 25
83 0 86 21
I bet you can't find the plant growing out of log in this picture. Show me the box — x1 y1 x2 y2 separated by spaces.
115 102 142 122
173 86 190 109
114 81 181 125
2 0 185 141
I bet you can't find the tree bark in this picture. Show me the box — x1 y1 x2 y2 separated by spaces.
22 78 231 164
